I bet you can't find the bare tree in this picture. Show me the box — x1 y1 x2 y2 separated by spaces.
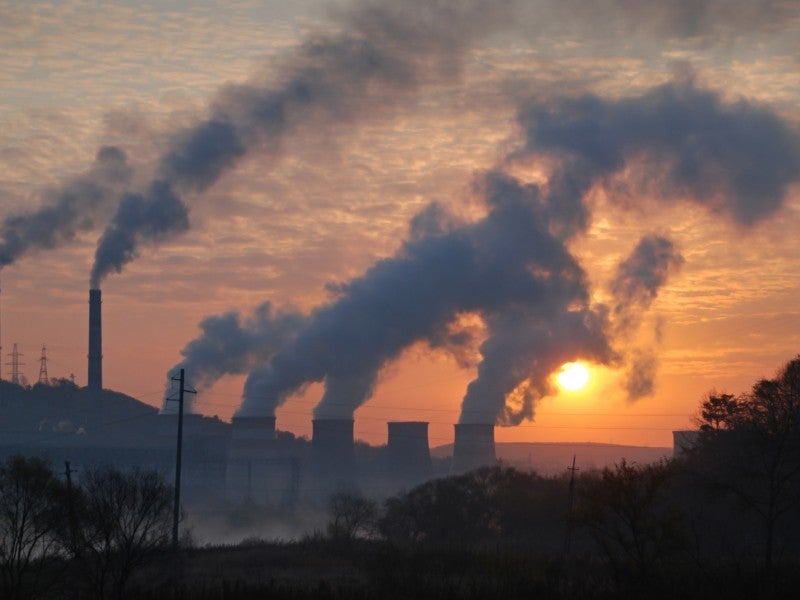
327 490 378 542
575 459 684 593
73 466 173 600
0 455 64 600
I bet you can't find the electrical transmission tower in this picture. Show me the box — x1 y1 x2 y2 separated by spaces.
6 343 24 385
38 344 49 385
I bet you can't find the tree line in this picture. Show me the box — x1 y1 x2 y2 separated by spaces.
0 460 173 600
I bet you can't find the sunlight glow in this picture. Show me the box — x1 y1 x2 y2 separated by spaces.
556 362 590 392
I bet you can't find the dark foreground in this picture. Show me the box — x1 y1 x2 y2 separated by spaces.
115 540 799 600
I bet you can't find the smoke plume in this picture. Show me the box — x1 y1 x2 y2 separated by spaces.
239 169 615 419
517 79 800 225
610 236 683 400
165 302 307 407
89 0 516 285
611 234 684 334
236 77 795 424
0 147 131 270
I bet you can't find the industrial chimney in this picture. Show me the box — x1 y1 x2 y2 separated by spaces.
88 289 102 390
451 423 496 474
312 418 355 480
387 421 431 484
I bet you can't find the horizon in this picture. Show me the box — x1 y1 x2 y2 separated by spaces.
1 0 798 449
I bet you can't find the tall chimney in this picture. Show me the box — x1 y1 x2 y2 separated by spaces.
88 289 102 390
312 418 355 478
387 421 431 483
451 423 496 474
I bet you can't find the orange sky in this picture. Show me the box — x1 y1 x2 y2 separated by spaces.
1 0 799 449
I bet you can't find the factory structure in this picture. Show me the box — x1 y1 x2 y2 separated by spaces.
0 289 498 508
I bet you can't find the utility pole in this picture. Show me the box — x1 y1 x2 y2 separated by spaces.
64 461 79 555
563 455 579 556
167 368 195 550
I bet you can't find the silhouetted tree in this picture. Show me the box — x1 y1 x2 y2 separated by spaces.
0 455 65 600
379 466 565 547
574 459 684 593
693 356 800 575
71 466 173 600
326 491 378 541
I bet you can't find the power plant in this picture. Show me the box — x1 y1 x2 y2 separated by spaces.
0 286 503 510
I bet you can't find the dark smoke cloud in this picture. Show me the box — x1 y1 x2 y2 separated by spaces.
519 0 798 41
611 234 684 334
89 0 516 285
239 170 615 420
610 236 683 400
624 348 659 400
0 147 131 269
237 77 794 423
517 79 800 225
165 302 307 411
90 181 188 287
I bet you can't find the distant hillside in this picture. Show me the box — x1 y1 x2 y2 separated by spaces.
0 379 162 448
433 441 672 475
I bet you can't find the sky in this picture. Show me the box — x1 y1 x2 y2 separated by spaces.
1 0 799 450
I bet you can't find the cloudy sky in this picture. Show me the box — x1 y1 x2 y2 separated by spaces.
1 0 799 449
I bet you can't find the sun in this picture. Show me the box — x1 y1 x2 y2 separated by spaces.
556 362 590 392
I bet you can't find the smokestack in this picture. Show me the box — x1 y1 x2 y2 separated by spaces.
387 421 431 484
312 418 355 479
451 423 496 474
88 289 102 390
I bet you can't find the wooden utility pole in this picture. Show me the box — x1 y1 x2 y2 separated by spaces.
64 461 79 555
168 368 195 550
563 455 579 556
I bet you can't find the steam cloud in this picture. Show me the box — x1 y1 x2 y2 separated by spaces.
165 302 306 410
517 79 800 225
610 236 684 400
238 168 615 421
611 235 684 334
232 78 796 424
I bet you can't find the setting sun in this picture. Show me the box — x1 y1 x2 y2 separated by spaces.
556 362 590 392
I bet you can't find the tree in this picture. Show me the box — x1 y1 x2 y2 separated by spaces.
326 490 378 541
0 455 65 600
72 466 173 600
574 459 684 592
379 466 565 546
693 356 800 575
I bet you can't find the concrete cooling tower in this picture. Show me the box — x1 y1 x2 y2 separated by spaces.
312 418 355 481
387 421 431 484
226 416 297 507
451 423 496 474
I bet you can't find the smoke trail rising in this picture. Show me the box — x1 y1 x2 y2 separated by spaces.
165 302 307 411
89 0 517 284
0 147 131 269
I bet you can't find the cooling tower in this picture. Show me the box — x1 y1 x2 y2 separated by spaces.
88 289 102 390
226 416 290 506
387 421 431 483
451 423 496 474
312 418 355 478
